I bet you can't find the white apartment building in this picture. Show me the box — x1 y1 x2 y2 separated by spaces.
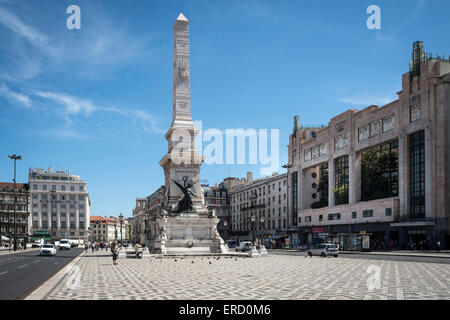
229 172 288 246
28 167 90 241
89 216 126 243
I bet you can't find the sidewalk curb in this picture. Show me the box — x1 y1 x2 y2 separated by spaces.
340 251 450 259
269 249 450 259
25 250 85 300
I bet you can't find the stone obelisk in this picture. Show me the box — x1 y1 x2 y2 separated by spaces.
149 13 227 255
159 12 206 214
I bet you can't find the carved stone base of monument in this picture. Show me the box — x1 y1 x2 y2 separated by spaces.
118 247 127 259
249 246 261 258
258 245 268 256
149 215 227 255
141 247 151 259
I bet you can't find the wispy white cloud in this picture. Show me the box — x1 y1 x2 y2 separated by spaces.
0 4 157 82
34 91 96 117
373 0 428 44
0 82 31 107
0 6 57 56
39 128 92 140
34 90 164 137
337 95 397 107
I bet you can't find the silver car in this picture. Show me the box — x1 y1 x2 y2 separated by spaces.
307 243 339 257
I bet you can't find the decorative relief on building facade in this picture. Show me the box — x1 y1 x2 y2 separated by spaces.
382 113 395 132
311 146 319 159
319 143 327 156
358 113 396 142
370 119 382 137
304 143 327 161
334 134 348 150
359 124 370 141
410 104 421 122
304 149 311 161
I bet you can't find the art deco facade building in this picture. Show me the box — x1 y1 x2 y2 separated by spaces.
28 168 90 241
0 182 29 242
288 42 450 250
229 171 288 245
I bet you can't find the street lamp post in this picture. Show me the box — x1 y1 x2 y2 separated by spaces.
259 216 265 245
9 154 22 251
282 163 293 248
250 215 256 242
118 213 126 259
119 213 124 246
114 221 117 242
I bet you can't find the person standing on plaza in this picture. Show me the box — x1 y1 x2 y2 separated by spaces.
112 241 118 265
91 242 95 252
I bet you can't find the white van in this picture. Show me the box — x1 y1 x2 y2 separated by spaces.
58 239 71 250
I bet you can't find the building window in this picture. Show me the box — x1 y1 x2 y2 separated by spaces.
334 156 349 205
328 213 341 221
70 186 75 191
352 211 357 219
362 210 373 218
298 217 301 223
319 215 323 222
43 185 47 190
312 163 328 209
52 185 56 191
361 140 399 201
410 130 425 218
385 208 392 216
61 185 65 191
292 172 298 223
305 216 311 222
33 185 38 190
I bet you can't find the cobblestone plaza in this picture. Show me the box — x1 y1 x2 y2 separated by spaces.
26 251 450 300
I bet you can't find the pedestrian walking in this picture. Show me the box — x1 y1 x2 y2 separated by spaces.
135 243 140 259
91 242 95 252
112 242 118 265
84 242 88 253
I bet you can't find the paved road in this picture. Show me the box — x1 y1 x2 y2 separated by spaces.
0 247 83 300
269 250 450 264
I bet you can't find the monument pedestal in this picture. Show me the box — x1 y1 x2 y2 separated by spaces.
118 247 127 259
149 214 227 255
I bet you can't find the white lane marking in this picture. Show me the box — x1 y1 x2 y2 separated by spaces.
34 260 40 263
18 264 28 269
54 262 58 265
0 271 8 276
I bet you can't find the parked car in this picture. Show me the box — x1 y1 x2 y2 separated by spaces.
70 242 78 248
225 240 237 248
58 239 71 250
40 244 57 256
236 241 253 252
307 243 339 257
32 241 42 248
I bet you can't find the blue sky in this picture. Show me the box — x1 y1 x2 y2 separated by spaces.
0 0 449 217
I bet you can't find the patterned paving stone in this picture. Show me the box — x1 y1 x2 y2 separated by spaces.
27 251 450 300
